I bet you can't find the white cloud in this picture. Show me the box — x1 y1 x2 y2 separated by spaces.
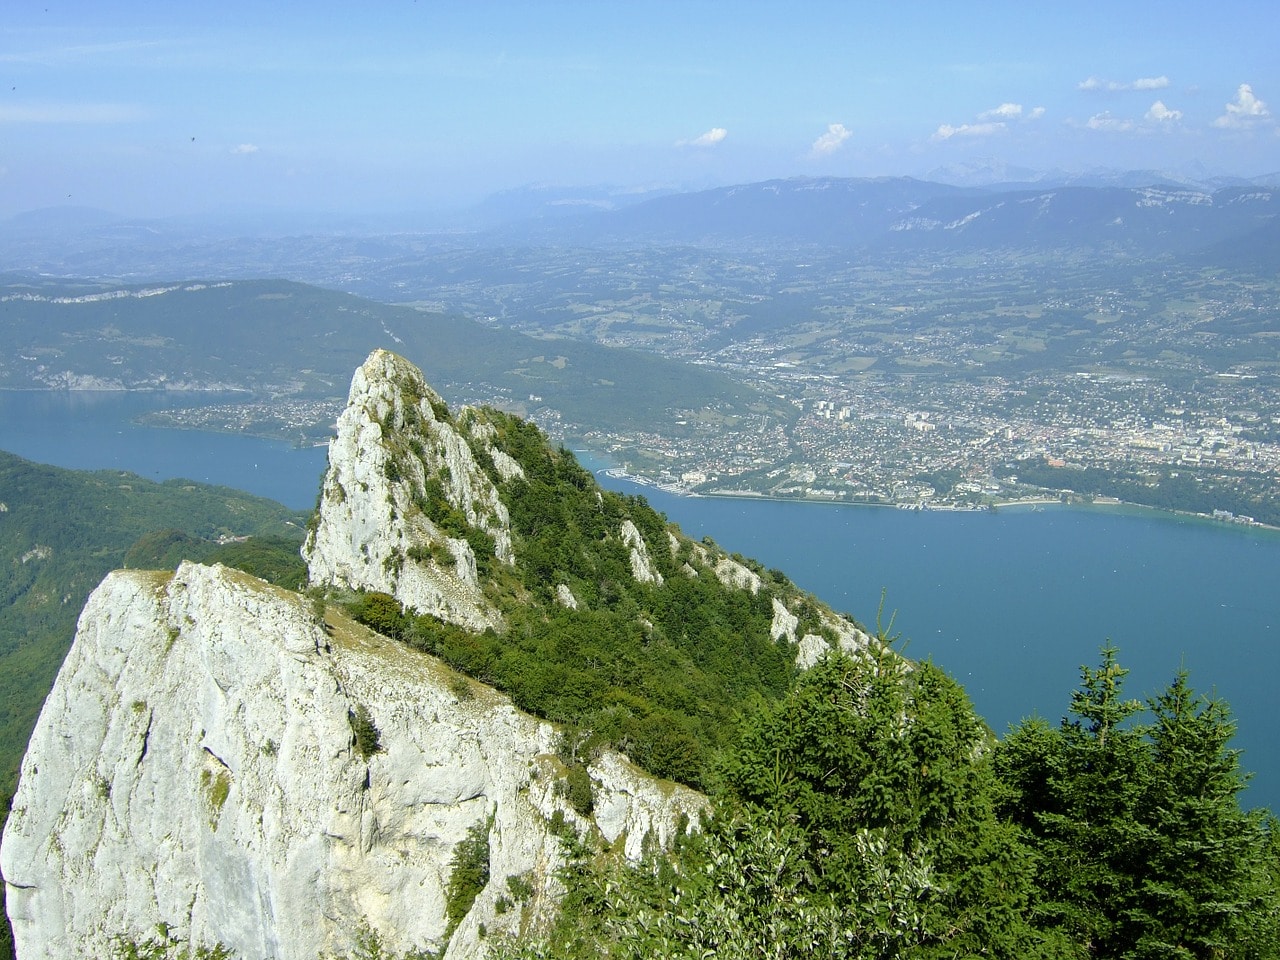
680 127 727 147
1213 83 1271 128
978 102 1023 121
1086 112 1136 132
0 101 143 124
231 143 260 154
1079 75 1170 92
932 121 1004 141
1145 100 1182 123
810 122 852 156
936 102 1044 142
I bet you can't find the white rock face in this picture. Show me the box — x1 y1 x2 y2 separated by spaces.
770 597 799 642
796 615 873 670
554 583 579 610
770 598 872 669
304 350 513 632
620 520 663 585
1 563 704 960
713 556 761 594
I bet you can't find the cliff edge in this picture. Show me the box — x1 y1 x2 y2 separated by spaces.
0 562 702 959
1 349 873 959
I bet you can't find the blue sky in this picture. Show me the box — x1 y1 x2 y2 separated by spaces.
3 1 1278 218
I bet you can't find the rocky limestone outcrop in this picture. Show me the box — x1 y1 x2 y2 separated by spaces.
304 350 514 632
769 597 871 668
793 612 871 669
770 596 800 642
1 562 704 960
554 583 579 610
620 520 663 585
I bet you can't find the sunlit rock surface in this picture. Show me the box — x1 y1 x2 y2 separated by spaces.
1 563 703 959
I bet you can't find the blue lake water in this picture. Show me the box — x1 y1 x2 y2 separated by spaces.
1 391 1276 810
0 391 329 510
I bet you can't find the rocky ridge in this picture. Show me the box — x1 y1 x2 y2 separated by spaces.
0 562 704 959
2 349 871 959
303 350 517 632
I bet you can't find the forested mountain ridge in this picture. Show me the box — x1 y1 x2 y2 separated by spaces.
0 277 784 438
6 175 1278 266
574 176 1279 258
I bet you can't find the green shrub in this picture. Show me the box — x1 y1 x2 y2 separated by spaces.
506 872 535 903
444 816 492 935
349 703 382 760
559 762 594 816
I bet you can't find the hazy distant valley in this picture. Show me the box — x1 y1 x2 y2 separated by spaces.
4 175 1280 525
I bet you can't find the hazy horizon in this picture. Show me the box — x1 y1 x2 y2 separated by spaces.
4 1 1279 220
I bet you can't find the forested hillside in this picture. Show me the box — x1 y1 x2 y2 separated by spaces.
0 277 784 437
493 647 1280 960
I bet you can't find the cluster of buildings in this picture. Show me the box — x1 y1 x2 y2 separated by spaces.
576 364 1280 520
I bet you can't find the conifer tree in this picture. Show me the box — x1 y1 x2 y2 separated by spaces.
715 651 1043 959
996 646 1280 959
1130 671 1275 958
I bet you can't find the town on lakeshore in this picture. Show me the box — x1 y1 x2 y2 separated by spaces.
144 359 1280 530
7 184 1280 528
584 365 1279 526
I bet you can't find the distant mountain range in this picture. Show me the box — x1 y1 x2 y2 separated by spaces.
4 171 1279 278
549 177 1280 260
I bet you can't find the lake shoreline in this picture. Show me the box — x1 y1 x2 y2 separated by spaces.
598 464 1280 537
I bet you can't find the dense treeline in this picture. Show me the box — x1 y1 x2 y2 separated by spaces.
997 646 1279 957
495 646 1279 960
124 529 308 589
1003 460 1280 527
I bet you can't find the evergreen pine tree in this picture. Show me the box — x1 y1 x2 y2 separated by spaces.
997 644 1150 956
1129 671 1275 959
996 646 1280 959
